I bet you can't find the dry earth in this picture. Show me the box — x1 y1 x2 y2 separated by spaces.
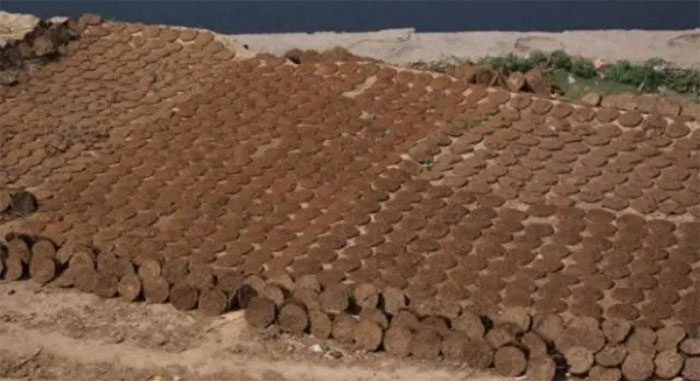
0 281 501 381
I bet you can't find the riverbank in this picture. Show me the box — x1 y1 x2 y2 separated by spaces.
232 28 700 69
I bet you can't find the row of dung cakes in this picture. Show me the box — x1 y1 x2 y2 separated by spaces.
1 231 699 380
1 15 698 314
1 11 699 381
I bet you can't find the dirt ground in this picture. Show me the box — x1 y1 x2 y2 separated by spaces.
0 280 506 381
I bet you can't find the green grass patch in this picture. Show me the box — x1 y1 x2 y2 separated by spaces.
550 69 638 99
480 50 700 99
420 155 434 170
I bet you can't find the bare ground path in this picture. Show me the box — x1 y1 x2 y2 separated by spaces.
0 281 504 381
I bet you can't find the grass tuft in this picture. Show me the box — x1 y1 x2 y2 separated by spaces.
479 50 699 98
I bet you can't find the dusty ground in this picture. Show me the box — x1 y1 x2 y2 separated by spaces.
0 281 503 381
230 28 700 68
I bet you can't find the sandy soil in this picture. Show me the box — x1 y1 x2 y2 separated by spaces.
229 28 700 68
0 281 506 381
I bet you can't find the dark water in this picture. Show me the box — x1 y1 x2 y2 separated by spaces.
2 0 699 33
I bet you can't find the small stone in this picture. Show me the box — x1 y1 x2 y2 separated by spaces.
328 350 343 359
110 331 125 344
150 333 167 346
308 344 323 353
